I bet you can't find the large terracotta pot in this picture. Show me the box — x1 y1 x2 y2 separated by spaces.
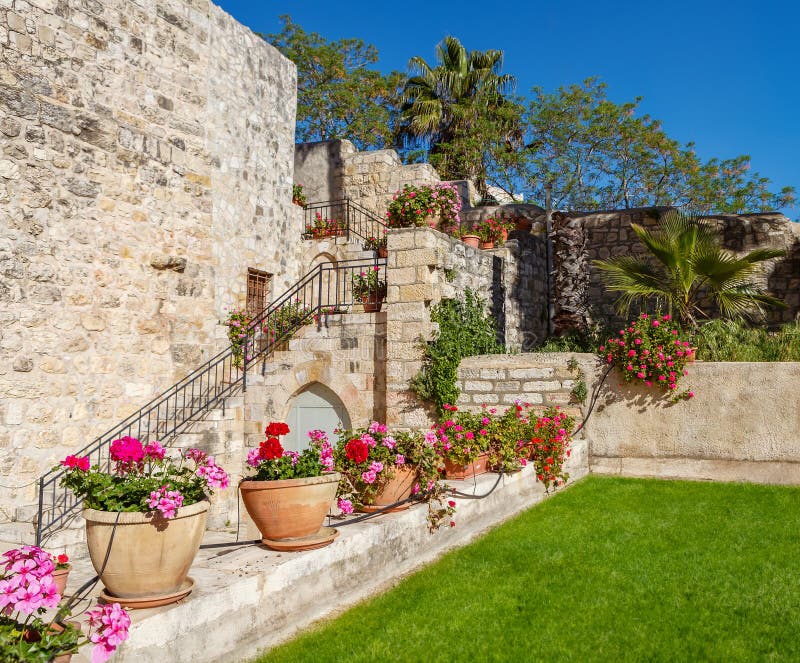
241 473 341 542
362 295 384 313
444 451 490 480
461 234 480 249
359 467 417 513
83 500 208 600
480 241 495 250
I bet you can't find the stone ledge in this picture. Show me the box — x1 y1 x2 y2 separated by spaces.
590 454 800 484
68 440 589 663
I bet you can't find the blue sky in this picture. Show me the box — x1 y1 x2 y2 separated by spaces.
217 0 798 215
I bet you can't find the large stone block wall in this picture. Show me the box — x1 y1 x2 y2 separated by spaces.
293 139 356 205
0 0 300 519
384 226 549 429
566 208 800 328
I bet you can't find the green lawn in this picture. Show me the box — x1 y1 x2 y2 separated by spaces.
254 476 800 662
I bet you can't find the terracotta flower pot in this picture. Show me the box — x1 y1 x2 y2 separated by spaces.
444 451 490 480
359 467 417 513
480 241 495 250
83 500 208 603
52 565 71 596
362 295 384 313
500 228 509 242
240 473 341 545
377 246 388 258
461 234 480 248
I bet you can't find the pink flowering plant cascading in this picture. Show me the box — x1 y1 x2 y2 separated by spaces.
333 423 456 531
223 308 253 369
600 313 695 401
527 406 575 493
351 265 387 301
386 183 462 232
245 422 335 480
59 437 229 518
0 545 130 663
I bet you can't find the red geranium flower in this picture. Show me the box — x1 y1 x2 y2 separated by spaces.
259 437 284 461
345 438 369 464
265 422 290 437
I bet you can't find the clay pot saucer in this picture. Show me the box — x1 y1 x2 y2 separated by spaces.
99 577 195 609
261 527 339 552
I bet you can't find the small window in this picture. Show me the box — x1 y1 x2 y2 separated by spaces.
246 268 271 316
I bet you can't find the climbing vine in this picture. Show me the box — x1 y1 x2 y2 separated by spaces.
411 289 505 416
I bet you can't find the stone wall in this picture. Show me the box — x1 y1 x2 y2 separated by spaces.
384 226 549 429
454 352 800 485
565 208 800 329
0 0 300 520
293 139 355 205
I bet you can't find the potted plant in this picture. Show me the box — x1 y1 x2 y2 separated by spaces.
0 545 130 663
599 313 695 401
483 402 538 473
476 217 512 249
433 405 491 480
262 300 312 352
292 183 307 207
352 266 387 313
386 183 462 232
240 424 340 551
304 211 346 239
59 440 229 608
363 232 388 258
223 308 253 369
333 423 456 531
457 228 481 249
50 553 71 596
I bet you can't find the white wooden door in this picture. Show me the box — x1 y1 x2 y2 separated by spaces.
283 383 351 451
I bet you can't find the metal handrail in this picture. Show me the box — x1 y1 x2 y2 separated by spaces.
34 257 387 545
302 198 387 246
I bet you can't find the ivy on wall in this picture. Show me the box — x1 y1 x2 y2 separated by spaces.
411 289 505 415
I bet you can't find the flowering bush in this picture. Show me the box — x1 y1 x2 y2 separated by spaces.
60 438 229 517
0 545 130 663
245 422 335 481
262 301 312 348
351 266 387 300
224 308 253 369
292 183 307 207
527 406 574 492
303 211 346 238
386 183 461 232
600 313 695 400
333 423 455 530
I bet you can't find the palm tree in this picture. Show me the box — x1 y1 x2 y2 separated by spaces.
594 210 786 327
398 36 517 190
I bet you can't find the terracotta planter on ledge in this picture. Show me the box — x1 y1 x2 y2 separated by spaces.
241 472 341 551
362 295 385 313
461 234 480 249
377 246 388 258
444 451 490 480
358 467 417 513
480 241 495 250
84 500 208 609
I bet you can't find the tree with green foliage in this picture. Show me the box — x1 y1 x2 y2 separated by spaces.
265 16 403 150
398 36 519 194
594 210 786 326
491 78 796 214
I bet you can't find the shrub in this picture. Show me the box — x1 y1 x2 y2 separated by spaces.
694 319 800 361
411 290 505 416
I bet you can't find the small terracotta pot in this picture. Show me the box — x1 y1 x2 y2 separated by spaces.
362 295 384 313
84 501 208 601
461 234 480 248
241 473 341 541
52 565 71 596
444 451 490 480
377 246 388 258
500 228 509 242
359 467 417 513
480 241 495 250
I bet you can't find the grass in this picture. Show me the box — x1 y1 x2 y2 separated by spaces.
254 477 800 662
694 319 800 361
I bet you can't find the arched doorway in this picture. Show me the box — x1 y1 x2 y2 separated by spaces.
283 383 351 451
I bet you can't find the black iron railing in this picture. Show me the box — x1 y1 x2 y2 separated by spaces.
302 198 387 248
34 257 387 545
